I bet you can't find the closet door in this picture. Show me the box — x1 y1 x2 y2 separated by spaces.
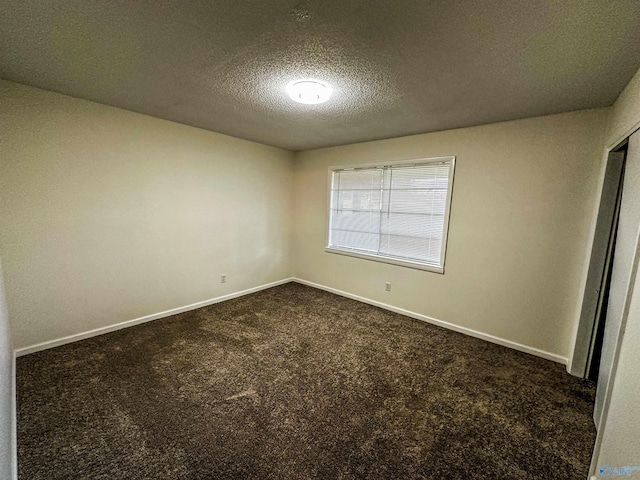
594 130 640 426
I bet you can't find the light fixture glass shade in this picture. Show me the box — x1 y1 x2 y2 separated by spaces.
286 80 332 104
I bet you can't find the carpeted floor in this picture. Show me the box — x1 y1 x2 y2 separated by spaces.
17 283 597 479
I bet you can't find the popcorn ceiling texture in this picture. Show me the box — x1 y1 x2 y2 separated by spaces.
17 283 596 479
1 0 639 150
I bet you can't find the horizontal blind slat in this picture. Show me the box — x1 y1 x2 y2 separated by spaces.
329 159 452 268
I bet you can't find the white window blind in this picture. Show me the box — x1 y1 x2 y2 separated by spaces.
327 157 454 272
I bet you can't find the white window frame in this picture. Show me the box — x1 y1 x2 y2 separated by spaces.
325 156 455 274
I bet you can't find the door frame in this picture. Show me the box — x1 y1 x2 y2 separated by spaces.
569 148 626 378
569 119 640 477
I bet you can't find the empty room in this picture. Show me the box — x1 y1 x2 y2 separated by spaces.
2 1 640 479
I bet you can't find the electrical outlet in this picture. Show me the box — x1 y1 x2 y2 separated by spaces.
221 274 226 283
385 282 391 292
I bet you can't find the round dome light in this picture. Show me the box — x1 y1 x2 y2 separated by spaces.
286 80 333 105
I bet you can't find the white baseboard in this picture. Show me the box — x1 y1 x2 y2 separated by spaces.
15 278 294 357
14 276 568 366
292 278 568 365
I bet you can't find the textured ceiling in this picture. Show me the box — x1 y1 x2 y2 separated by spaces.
2 1 640 151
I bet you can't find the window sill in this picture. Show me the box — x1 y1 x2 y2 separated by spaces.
325 247 444 274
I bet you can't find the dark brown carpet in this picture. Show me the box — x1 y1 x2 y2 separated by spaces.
17 283 596 479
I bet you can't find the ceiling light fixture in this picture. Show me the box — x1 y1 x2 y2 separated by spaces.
286 79 332 105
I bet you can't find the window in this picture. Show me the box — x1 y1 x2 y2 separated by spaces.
326 156 455 273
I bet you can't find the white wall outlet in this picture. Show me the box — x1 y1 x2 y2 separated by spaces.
385 282 391 291
221 274 226 283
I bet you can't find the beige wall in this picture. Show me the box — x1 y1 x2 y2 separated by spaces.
591 67 640 478
0 78 617 366
0 80 294 350
607 67 640 148
293 109 609 360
